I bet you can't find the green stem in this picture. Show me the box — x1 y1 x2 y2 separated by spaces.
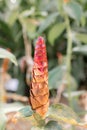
65 15 73 106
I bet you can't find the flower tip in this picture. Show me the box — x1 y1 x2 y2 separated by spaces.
37 36 44 44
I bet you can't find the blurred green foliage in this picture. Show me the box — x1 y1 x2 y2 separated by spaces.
1 0 87 129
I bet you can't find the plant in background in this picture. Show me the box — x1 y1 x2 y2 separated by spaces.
11 37 87 130
1 0 87 129
0 0 87 92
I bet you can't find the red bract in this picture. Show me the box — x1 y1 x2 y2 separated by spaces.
29 36 49 117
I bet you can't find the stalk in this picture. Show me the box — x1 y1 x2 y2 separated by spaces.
65 15 73 107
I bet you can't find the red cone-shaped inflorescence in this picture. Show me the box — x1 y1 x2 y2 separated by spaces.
29 36 49 117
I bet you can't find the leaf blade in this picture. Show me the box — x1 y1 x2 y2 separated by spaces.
45 121 62 130
48 22 66 45
47 103 87 128
0 48 17 66
73 45 87 55
37 12 59 34
75 33 87 44
63 1 83 21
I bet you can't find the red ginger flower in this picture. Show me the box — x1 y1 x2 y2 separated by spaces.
29 36 49 117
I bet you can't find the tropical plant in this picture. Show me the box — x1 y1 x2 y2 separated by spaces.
10 36 87 130
0 0 87 129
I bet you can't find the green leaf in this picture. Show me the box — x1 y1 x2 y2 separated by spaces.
27 21 37 39
11 106 33 126
75 33 87 44
63 1 83 21
8 10 19 26
48 22 66 45
15 107 45 128
0 48 17 65
31 121 63 130
48 65 77 90
73 45 87 55
47 103 87 128
45 121 62 130
48 66 66 90
47 103 80 124
33 113 45 127
20 8 35 18
37 12 59 34
18 106 33 117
